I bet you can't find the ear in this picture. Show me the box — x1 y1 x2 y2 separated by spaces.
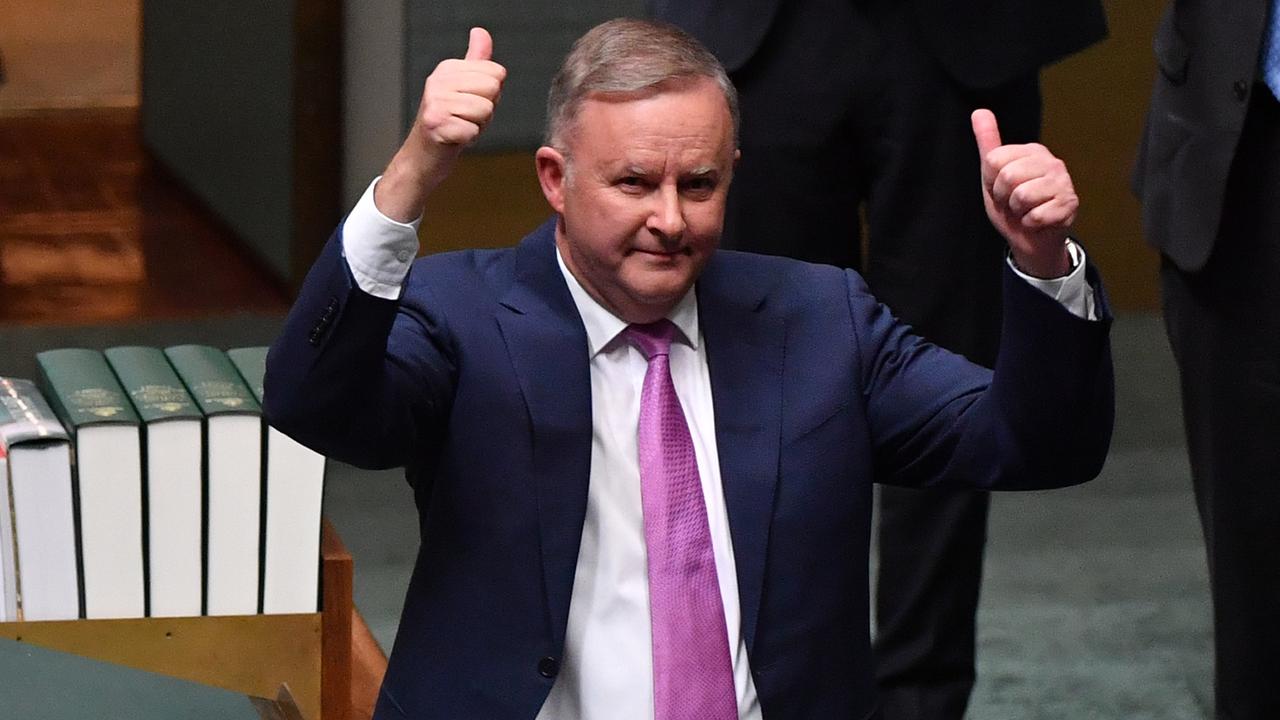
535 146 568 215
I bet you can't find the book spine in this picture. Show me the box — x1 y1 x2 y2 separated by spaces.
105 346 203 424
106 347 204 618
35 349 145 619
35 349 142 429
225 347 268 405
164 345 262 417
0 376 79 620
0 377 72 445
166 345 263 616
228 346 326 613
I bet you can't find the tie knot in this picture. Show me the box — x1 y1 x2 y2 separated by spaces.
623 319 677 360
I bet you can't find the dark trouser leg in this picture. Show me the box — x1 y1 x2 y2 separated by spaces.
862 13 1041 720
1160 88 1280 720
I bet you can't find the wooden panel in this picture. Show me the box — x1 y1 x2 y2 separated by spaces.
419 152 552 254
0 0 140 112
1042 0 1166 311
291 0 343 291
320 520 353 720
0 614 323 720
350 610 387 720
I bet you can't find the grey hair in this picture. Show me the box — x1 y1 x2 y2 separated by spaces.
544 17 739 150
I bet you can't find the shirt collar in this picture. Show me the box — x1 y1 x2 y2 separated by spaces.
555 246 700 357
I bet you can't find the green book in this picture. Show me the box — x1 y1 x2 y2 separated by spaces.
105 346 204 618
228 347 326 614
0 377 78 621
164 344 262 616
36 349 147 620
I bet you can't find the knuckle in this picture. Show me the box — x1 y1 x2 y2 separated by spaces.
421 108 447 128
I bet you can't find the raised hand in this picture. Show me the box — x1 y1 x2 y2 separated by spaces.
972 109 1077 278
376 27 507 222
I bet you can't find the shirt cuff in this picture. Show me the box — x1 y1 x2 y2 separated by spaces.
1007 240 1098 321
342 176 422 300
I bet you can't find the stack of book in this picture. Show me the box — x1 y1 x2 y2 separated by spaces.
0 346 326 622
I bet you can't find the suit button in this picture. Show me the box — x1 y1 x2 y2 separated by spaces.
538 656 559 679
1233 80 1249 102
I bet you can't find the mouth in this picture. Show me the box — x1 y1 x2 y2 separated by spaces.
631 247 688 259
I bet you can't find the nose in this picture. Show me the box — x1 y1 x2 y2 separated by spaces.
645 183 686 243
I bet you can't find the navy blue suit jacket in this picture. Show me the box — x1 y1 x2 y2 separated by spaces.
264 219 1113 719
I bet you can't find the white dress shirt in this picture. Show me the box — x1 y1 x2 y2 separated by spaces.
339 177 1098 720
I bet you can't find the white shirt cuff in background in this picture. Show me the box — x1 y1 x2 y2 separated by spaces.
1008 240 1097 321
342 176 422 300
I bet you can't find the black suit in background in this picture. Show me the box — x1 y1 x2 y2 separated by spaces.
1133 2 1280 717
647 1 1108 717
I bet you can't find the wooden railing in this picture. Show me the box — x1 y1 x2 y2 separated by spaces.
0 519 387 720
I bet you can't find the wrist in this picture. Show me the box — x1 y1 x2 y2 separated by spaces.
1011 239 1075 279
376 133 455 223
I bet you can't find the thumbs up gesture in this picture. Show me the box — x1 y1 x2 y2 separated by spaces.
416 27 506 148
972 109 1078 278
377 28 507 222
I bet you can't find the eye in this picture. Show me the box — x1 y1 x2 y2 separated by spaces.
682 176 718 197
616 175 648 192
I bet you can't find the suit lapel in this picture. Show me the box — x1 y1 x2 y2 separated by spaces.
698 255 784 655
491 234 785 655
494 221 593 651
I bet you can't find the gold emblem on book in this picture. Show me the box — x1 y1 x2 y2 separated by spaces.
135 385 190 408
72 388 124 410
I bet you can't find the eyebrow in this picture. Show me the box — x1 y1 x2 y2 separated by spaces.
614 163 720 178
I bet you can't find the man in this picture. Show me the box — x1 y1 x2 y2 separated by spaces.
265 19 1112 719
1133 2 1280 716
644 3 1109 717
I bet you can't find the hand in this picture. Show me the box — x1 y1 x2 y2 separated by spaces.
971 109 1078 278
376 27 507 222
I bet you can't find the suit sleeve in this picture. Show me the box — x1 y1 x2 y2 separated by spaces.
856 263 1114 490
263 225 456 470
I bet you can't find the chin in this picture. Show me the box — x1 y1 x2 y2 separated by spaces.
631 274 693 301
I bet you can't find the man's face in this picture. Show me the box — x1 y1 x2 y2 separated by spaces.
536 77 737 324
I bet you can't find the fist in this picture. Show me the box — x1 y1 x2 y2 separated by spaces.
972 109 1078 278
378 28 507 222
416 27 507 148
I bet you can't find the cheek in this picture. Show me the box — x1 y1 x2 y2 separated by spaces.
579 197 647 239
686 205 725 248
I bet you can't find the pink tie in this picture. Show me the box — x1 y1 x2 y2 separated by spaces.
624 320 737 720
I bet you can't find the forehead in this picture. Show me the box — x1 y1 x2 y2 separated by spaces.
567 78 734 165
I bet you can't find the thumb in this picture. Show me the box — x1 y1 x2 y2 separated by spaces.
465 27 493 61
971 108 1002 158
